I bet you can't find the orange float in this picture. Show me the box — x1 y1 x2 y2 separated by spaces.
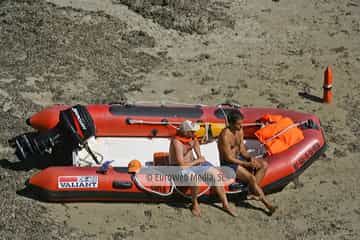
323 65 333 103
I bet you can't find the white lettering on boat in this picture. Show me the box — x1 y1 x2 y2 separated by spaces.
58 176 98 189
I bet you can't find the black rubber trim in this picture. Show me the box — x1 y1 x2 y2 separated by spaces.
24 184 247 203
263 142 328 194
26 118 31 126
113 167 129 173
26 184 167 202
109 105 203 118
112 181 133 189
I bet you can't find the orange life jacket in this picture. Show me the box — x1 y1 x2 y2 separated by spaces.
255 115 304 155
257 113 283 123
174 136 194 144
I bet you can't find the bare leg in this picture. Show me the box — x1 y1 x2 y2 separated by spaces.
212 185 237 217
254 158 268 184
235 165 277 214
206 168 237 217
191 185 201 217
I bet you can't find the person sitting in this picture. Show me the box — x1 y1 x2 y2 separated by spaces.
217 110 277 215
169 120 236 217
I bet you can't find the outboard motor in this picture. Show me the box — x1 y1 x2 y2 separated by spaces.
8 105 97 163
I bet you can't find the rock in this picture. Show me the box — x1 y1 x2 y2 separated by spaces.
122 30 156 48
163 89 175 94
172 71 183 77
144 210 152 219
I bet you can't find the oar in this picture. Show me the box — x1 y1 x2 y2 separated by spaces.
126 119 263 127
126 119 181 126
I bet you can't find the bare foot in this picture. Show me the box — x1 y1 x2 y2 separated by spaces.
267 205 278 216
191 204 201 217
223 205 237 217
246 194 261 201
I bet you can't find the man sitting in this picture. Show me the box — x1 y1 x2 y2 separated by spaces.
217 110 277 215
169 120 236 217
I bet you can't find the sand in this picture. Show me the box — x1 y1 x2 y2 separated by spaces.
0 0 359 239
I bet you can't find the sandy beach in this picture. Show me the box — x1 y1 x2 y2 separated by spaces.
0 0 359 239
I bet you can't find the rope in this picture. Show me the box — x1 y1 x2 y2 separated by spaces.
133 174 175 197
75 149 104 166
174 185 211 200
218 105 229 126
174 183 246 199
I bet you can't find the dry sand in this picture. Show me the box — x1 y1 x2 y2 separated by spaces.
0 0 359 239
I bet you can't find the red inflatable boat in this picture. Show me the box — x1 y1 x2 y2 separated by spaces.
13 103 326 202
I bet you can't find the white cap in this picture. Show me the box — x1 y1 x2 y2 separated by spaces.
179 120 200 132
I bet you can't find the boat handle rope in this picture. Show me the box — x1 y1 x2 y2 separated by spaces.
133 174 220 199
173 183 245 199
217 105 229 126
132 174 175 197
133 174 242 199
75 149 104 166
173 185 211 200
82 142 101 164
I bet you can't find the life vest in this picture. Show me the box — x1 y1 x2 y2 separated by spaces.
255 114 304 155
174 136 194 144
257 113 283 124
174 135 195 156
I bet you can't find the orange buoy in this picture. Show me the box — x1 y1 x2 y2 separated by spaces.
323 65 333 103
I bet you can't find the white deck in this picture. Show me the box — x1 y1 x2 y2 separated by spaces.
73 137 265 167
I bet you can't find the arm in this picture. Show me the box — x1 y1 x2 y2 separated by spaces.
238 129 252 161
219 131 251 168
193 138 205 163
238 130 260 169
172 139 204 167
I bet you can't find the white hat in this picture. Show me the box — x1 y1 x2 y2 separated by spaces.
179 120 200 132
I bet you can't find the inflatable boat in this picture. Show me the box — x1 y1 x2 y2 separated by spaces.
12 103 327 202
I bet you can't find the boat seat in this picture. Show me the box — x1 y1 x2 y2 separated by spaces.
153 152 170 166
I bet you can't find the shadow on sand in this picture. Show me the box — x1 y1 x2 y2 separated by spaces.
298 91 324 103
0 148 72 171
166 190 271 216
